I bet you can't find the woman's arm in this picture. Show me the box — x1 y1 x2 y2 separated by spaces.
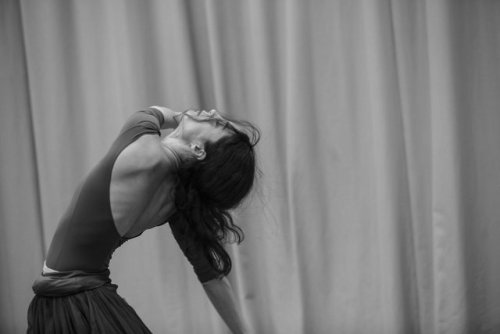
148 106 182 129
168 217 247 332
203 276 247 334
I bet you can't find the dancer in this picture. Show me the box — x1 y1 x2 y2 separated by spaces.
27 106 259 333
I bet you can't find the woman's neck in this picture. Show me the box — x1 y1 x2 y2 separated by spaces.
160 136 193 170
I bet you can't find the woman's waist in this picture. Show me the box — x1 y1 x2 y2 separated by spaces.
45 231 120 273
34 263 113 297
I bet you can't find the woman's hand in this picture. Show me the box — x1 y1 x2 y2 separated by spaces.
149 106 183 129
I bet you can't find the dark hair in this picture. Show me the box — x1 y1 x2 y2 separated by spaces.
172 120 260 276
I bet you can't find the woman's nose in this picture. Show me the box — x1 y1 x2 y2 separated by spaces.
200 109 216 118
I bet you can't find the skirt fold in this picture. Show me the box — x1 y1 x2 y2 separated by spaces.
28 284 151 334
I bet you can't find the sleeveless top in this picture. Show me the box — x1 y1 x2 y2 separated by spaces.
45 109 220 283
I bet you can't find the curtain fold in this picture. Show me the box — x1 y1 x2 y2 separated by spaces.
1 0 500 333
0 1 45 332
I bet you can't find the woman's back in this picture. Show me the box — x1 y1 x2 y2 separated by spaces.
45 112 172 272
110 133 176 238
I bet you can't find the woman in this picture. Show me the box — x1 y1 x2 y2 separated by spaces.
27 106 260 334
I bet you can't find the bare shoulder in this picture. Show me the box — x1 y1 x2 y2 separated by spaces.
114 134 168 176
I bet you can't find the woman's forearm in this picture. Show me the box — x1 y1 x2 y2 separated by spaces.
202 276 247 334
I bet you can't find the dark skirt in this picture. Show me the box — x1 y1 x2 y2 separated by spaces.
27 270 151 334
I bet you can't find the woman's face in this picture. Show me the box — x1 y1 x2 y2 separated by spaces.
178 109 233 145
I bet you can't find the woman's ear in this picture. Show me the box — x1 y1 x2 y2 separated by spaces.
190 143 206 160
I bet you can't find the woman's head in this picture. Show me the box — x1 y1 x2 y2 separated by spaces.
173 110 232 161
178 109 260 210
171 109 260 275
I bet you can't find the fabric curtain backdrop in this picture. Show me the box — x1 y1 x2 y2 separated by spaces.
1 0 500 333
